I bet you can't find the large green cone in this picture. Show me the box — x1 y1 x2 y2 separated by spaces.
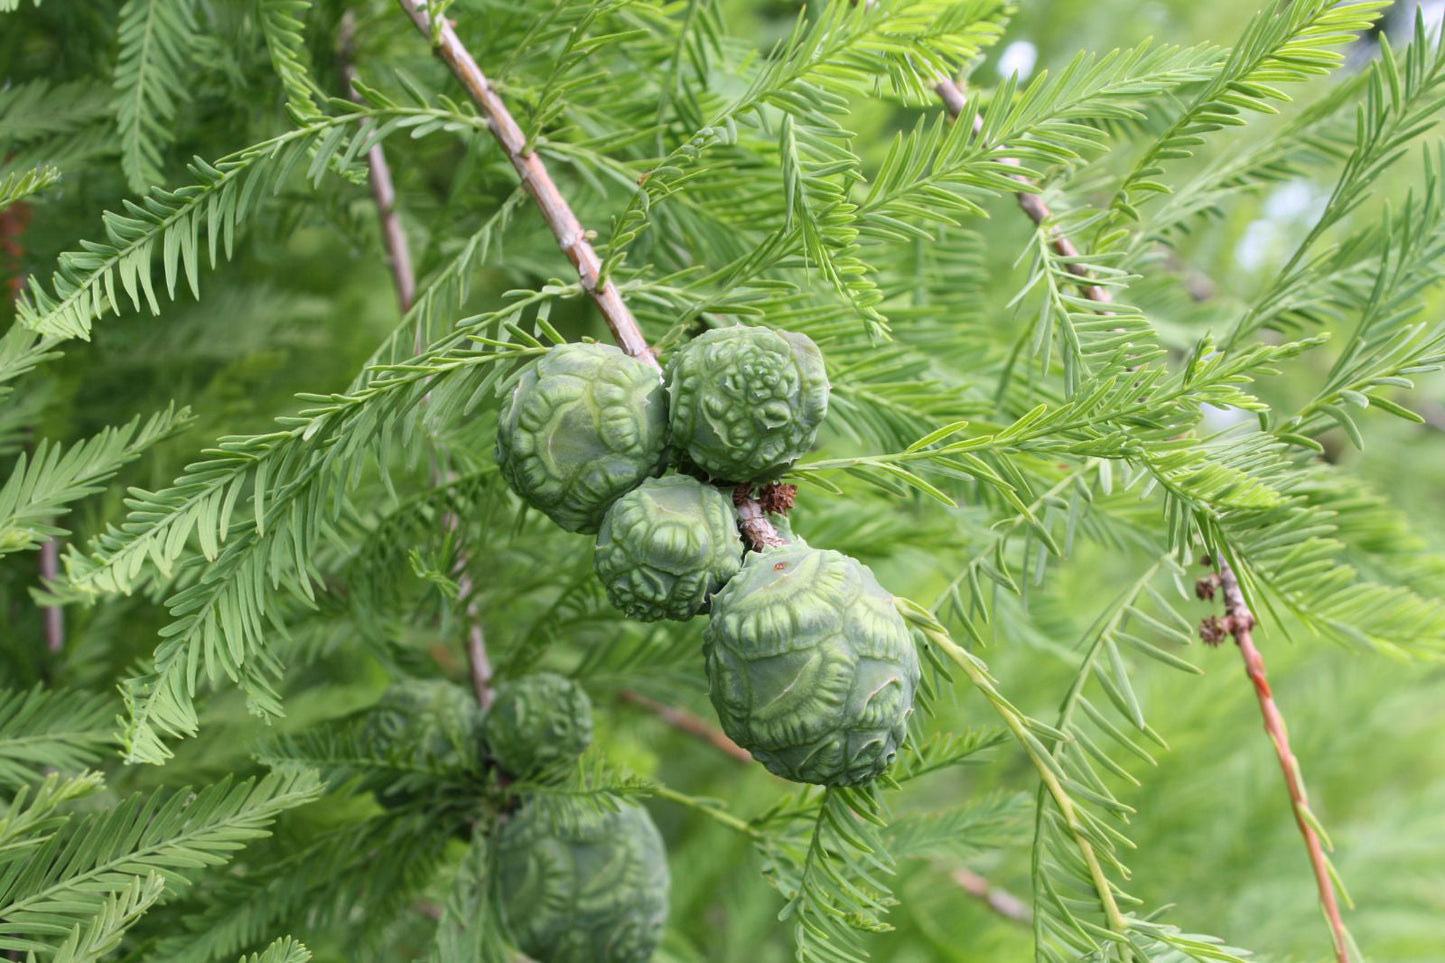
703 544 919 786
594 475 744 622
482 673 592 781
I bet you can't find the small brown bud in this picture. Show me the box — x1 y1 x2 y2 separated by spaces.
1195 577 1217 601
759 483 798 515
1199 616 1228 646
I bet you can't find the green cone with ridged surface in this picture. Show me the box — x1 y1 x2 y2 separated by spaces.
594 475 744 622
497 343 668 533
703 545 919 786
363 680 485 806
495 800 670 963
482 673 592 781
665 325 829 482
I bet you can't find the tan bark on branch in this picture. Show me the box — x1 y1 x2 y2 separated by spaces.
619 689 752 764
340 13 416 313
950 867 1033 925
396 0 658 369
396 0 786 548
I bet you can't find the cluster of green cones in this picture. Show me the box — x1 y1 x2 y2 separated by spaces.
485 325 923 960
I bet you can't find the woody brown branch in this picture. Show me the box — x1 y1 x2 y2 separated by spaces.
950 867 1033 926
340 13 416 313
734 485 788 550
344 10 494 707
396 0 658 369
1199 561 1353 963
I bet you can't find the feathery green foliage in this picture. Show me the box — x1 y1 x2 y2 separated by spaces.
0 687 113 789
1110 0 1389 225
5 0 1445 960
48 874 167 963
240 937 312 963
0 772 320 956
0 405 190 555
114 0 200 192
259 0 325 124
0 165 60 211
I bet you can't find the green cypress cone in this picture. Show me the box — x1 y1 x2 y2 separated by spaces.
497 343 668 533
362 679 485 806
594 475 744 621
703 545 919 786
665 326 829 482
495 801 670 963
483 673 593 780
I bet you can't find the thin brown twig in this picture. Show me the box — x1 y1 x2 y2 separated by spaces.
618 689 752 764
458 569 494 710
940 70 1355 955
340 13 416 313
396 0 658 369
733 486 787 551
1199 561 1353 963
39 540 64 654
343 10 494 707
950 867 1033 925
933 78 1113 304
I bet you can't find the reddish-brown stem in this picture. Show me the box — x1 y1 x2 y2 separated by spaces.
934 78 1113 304
940 71 1348 955
618 689 752 764
463 613 494 709
951 867 1033 925
343 10 493 706
396 0 658 369
1210 562 1352 963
